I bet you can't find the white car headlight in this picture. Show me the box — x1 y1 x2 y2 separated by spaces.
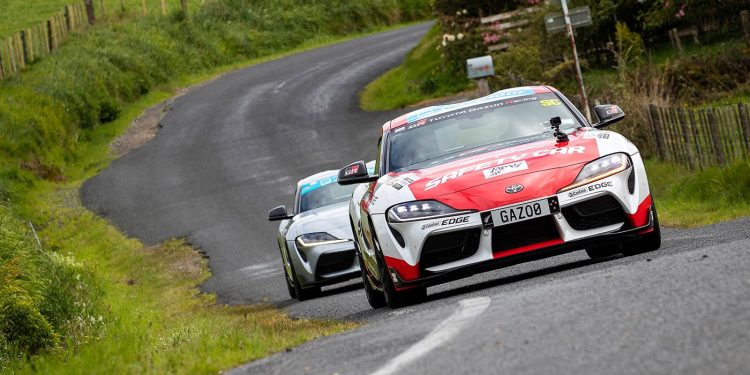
387 200 468 222
560 153 631 192
295 232 348 248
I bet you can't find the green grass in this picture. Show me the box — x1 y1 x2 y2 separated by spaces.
360 23 472 111
0 0 206 37
0 21 436 373
646 159 750 227
0 0 430 371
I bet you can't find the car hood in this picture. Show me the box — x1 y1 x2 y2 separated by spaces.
287 201 353 241
374 129 615 212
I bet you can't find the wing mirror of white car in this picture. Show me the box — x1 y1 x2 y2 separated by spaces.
593 104 626 129
337 160 379 186
268 205 293 221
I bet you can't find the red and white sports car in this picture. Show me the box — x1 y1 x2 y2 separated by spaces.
337 86 661 309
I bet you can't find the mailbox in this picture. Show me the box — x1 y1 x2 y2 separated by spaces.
466 55 495 79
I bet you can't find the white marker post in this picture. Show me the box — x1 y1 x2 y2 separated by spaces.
560 0 591 123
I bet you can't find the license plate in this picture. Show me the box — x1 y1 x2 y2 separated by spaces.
491 199 551 227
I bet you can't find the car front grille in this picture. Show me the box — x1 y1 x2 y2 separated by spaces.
492 216 560 252
420 228 481 270
317 250 355 276
562 195 627 230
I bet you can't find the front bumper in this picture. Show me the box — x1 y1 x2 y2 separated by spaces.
288 240 360 288
374 161 653 288
391 215 654 289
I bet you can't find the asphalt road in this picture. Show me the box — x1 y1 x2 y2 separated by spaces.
82 23 750 374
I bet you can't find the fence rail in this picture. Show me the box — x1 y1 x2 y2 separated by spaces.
0 2 89 80
646 103 750 168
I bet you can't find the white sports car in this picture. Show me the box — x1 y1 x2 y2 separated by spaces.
337 86 661 308
268 165 373 300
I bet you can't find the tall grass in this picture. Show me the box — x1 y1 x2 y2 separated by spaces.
0 203 103 367
646 159 750 226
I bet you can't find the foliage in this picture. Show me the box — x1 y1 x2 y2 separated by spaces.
4 186 355 373
662 47 750 104
645 159 750 227
614 22 644 71
432 0 522 18
639 0 750 31
0 203 103 368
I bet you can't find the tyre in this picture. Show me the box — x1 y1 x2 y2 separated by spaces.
622 203 662 256
280 247 297 299
286 248 320 301
380 255 426 309
296 284 321 301
358 250 386 309
585 245 621 259
284 271 297 299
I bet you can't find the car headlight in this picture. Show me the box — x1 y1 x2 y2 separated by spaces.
295 233 348 248
387 200 468 222
560 153 631 192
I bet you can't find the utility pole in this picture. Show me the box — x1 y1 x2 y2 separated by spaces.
561 0 591 123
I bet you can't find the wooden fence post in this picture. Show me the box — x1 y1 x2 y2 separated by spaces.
647 104 666 160
47 19 55 52
0 47 5 80
20 30 30 64
180 0 188 15
672 28 683 55
161 0 168 15
141 0 148 15
687 110 704 168
85 0 96 24
678 109 695 169
738 103 750 154
706 108 726 165
741 10 750 48
64 5 72 31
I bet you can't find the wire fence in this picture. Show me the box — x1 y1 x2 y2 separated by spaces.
0 2 88 80
646 103 750 169
0 0 193 81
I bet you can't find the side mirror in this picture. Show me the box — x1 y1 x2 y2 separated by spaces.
593 104 625 128
268 205 293 221
338 160 378 186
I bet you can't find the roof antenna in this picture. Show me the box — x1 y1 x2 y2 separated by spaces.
550 116 568 142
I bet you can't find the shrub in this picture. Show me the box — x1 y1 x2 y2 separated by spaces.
0 203 102 368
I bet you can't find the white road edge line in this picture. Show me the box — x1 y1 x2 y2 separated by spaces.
371 296 492 375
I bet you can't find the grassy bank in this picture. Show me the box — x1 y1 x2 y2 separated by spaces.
0 0 429 371
646 159 750 227
0 0 209 37
360 23 472 111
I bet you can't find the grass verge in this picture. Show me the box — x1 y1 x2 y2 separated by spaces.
0 4 431 370
360 23 472 111
646 159 750 227
0 28 414 371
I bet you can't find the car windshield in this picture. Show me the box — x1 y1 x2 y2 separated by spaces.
297 177 357 213
387 92 581 172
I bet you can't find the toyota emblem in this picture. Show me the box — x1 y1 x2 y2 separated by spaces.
505 184 524 194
